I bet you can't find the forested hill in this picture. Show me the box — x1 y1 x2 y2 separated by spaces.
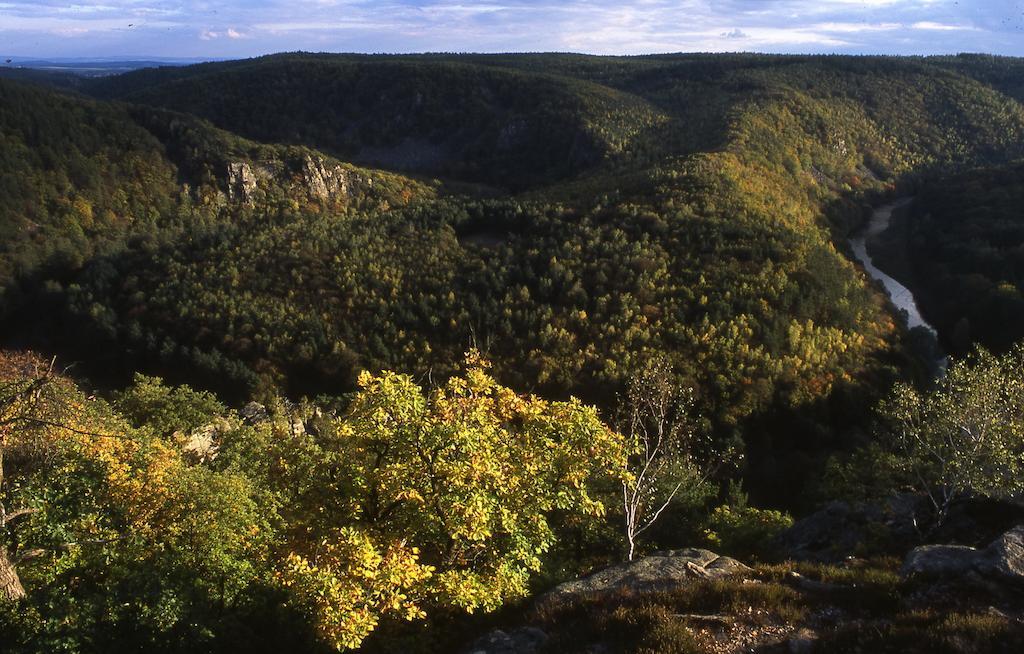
928 54 1024 103
85 54 669 190
84 53 1024 189
4 54 1024 503
0 76 435 311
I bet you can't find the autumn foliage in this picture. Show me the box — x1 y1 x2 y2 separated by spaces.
0 351 626 651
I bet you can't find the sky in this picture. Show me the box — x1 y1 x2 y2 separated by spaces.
1 0 1023 60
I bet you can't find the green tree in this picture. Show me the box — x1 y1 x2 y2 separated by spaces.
619 356 730 560
278 352 627 650
877 345 1024 526
112 373 226 437
0 355 275 652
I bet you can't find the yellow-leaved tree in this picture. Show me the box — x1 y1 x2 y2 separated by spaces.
0 352 271 644
278 352 627 650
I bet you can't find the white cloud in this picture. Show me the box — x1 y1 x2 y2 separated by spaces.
0 0 1020 57
252 19 399 34
812 22 902 33
52 26 91 36
911 21 981 31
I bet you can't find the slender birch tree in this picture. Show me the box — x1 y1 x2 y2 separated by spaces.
619 357 729 561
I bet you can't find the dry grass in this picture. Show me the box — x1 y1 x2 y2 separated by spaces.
820 609 1024 653
525 557 1024 653
534 572 809 653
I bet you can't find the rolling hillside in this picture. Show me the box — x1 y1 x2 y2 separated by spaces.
4 53 1024 497
87 54 668 190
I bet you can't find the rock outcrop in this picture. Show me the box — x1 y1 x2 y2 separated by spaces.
540 548 750 605
302 154 359 200
226 154 363 207
226 161 260 205
902 525 1024 588
175 418 231 463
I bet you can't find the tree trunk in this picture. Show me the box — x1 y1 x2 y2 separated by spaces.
0 547 25 601
0 437 24 601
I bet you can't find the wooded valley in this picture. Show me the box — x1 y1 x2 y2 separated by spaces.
2 52 1024 653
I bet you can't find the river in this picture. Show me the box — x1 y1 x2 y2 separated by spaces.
849 199 935 335
849 198 948 372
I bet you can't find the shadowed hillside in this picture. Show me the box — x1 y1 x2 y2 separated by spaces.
86 54 668 190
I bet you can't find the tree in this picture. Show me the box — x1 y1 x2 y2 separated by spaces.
278 352 627 650
619 357 730 561
0 354 274 654
112 373 225 437
0 353 75 600
877 344 1024 527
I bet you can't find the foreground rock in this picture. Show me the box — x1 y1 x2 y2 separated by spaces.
541 548 750 605
902 525 1024 589
465 627 548 654
468 549 750 653
174 418 232 463
239 401 268 424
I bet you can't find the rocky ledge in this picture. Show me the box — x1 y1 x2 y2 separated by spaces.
465 525 1024 654
902 525 1024 588
540 548 751 606
468 549 751 654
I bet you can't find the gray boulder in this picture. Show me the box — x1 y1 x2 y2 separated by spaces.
902 544 980 578
902 525 1024 587
987 525 1024 581
541 548 750 604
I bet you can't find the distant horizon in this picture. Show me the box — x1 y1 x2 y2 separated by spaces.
2 1 1023 60
1 55 221 63
4 50 1024 65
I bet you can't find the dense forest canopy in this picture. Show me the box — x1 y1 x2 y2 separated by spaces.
2 51 1024 652
872 160 1024 355
6 54 1024 497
